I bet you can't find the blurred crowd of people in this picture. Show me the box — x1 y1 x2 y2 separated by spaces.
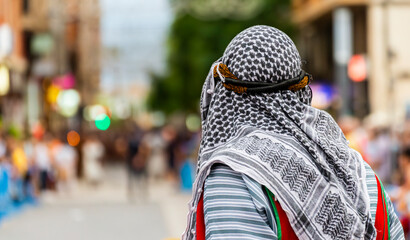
0 131 107 223
339 116 410 237
126 124 200 201
0 119 200 222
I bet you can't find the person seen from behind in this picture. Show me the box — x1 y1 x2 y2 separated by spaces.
183 25 404 240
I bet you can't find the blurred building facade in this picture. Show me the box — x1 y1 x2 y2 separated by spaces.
0 0 27 132
76 0 101 106
292 0 410 124
0 0 101 136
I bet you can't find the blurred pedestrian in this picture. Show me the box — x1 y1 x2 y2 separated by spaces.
178 130 199 192
10 139 28 182
183 25 404 239
145 128 167 180
82 135 105 185
393 147 410 238
9 139 28 202
52 138 77 194
33 136 53 191
127 126 148 201
402 121 410 148
23 137 38 200
162 125 180 181
0 134 7 164
365 126 393 183
338 116 368 160
0 152 11 219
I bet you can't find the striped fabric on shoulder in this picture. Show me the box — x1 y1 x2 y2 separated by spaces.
364 162 378 225
203 164 277 240
384 183 405 239
364 162 404 239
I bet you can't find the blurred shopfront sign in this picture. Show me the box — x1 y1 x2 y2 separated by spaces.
0 23 13 58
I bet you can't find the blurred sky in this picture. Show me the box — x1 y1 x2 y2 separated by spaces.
100 0 173 92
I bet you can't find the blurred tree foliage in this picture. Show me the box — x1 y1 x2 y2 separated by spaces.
147 0 294 115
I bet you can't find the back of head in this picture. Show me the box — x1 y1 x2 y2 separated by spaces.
222 25 302 83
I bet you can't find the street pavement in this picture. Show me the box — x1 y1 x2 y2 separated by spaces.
0 165 192 240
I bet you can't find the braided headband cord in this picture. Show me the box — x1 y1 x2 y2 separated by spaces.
213 63 311 94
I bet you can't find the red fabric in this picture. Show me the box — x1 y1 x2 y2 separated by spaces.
196 194 206 240
375 175 389 240
274 200 299 240
400 216 409 235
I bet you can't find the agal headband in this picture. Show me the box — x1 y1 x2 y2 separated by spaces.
213 63 312 94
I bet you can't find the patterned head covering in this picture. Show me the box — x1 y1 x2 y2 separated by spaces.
184 25 375 240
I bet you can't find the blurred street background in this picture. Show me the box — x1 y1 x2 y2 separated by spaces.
1 0 410 239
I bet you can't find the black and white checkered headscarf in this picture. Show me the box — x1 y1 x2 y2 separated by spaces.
184 25 375 240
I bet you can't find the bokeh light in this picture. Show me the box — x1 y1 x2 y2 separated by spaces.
67 130 80 146
31 122 45 140
95 113 111 131
348 54 367 82
310 84 335 109
57 89 81 117
186 114 201 132
111 98 131 120
84 104 106 121
54 73 75 89
46 84 61 104
0 64 10 96
151 111 166 127
83 105 92 121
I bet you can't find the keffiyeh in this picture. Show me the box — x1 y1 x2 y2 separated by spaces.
183 25 375 240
